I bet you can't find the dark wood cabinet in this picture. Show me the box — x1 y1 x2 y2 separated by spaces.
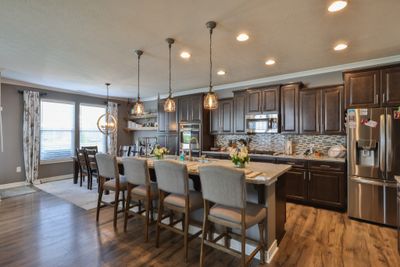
246 89 262 114
281 83 300 134
158 99 177 133
233 92 246 133
300 89 320 134
321 85 344 135
178 94 203 122
308 170 345 209
262 86 280 113
284 168 308 201
382 66 400 106
209 98 233 134
344 70 380 108
157 134 178 155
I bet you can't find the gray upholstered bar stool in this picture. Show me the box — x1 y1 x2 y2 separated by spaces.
199 165 266 267
95 153 127 228
154 160 203 262
123 157 158 241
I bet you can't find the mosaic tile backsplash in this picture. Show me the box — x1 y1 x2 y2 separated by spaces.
215 134 346 155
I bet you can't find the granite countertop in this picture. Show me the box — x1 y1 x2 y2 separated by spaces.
395 176 400 184
202 150 346 163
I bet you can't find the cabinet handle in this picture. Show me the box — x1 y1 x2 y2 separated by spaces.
303 172 306 180
375 94 379 103
319 165 331 169
308 173 311 181
287 162 296 165
383 93 386 102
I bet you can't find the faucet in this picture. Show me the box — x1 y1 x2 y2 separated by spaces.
189 137 199 161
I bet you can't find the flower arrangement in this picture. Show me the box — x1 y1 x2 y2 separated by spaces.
229 145 250 168
153 145 169 159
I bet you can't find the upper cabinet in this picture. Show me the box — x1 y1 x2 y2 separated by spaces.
245 86 280 115
321 85 344 135
344 70 380 108
381 66 400 106
281 83 301 134
210 98 233 134
299 89 320 134
233 92 246 133
178 94 203 122
158 99 178 133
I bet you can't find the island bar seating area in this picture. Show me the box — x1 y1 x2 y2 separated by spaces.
92 152 291 266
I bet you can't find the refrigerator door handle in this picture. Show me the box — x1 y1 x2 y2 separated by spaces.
351 176 397 188
387 114 392 172
380 114 386 173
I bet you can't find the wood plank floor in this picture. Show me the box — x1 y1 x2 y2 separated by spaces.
0 190 399 267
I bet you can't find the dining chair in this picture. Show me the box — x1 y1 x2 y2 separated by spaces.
123 157 158 241
84 149 98 190
198 165 266 267
82 146 98 153
95 153 127 228
76 148 89 188
154 160 203 262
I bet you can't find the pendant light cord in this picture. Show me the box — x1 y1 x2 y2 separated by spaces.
169 43 172 97
137 54 141 101
209 27 213 92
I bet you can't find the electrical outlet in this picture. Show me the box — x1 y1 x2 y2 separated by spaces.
16 166 21 173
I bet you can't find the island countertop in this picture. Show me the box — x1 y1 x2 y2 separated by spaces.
117 156 292 186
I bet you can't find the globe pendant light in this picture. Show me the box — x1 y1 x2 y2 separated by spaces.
204 21 218 110
97 83 117 135
132 50 145 116
164 38 176 112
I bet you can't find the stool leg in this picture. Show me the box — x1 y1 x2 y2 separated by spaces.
241 226 246 267
183 210 189 262
155 191 164 248
124 185 132 232
113 190 119 228
258 222 266 264
145 196 151 242
96 181 103 222
200 200 209 267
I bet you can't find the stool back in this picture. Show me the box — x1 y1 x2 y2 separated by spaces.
95 153 119 181
122 157 150 186
154 160 188 195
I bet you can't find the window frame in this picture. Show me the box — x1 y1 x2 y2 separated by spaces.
39 99 76 164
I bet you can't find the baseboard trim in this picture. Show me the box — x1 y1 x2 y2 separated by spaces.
34 174 73 185
266 239 278 263
0 181 28 189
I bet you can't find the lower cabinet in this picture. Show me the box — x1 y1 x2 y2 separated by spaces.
308 170 345 209
157 134 178 156
284 168 308 201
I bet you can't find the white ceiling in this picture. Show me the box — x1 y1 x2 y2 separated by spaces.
0 0 400 99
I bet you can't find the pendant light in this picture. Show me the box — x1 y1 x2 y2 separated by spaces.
97 83 117 135
204 21 218 110
164 38 176 112
132 50 145 116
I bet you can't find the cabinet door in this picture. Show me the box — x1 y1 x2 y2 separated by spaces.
308 170 345 208
300 89 320 134
166 134 178 155
167 108 178 133
157 100 167 132
220 99 233 133
210 108 220 134
321 86 344 134
281 84 300 133
246 90 262 114
262 86 280 113
382 66 400 106
178 96 190 122
191 94 203 122
233 92 246 133
284 168 308 201
344 70 380 108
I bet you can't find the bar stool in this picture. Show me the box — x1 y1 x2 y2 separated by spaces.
123 157 158 241
95 153 127 228
199 165 266 267
154 160 203 262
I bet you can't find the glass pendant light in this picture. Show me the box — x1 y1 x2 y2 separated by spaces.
132 50 145 116
97 83 118 135
164 38 176 112
204 21 218 110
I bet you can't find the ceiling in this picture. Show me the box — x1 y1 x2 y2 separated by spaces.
1 0 400 99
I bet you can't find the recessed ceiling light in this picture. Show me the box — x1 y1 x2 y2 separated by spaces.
217 70 226 76
328 1 347 12
180 51 191 59
334 43 348 51
265 59 276 66
236 33 249 42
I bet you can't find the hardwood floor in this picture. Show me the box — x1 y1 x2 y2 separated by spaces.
0 190 399 267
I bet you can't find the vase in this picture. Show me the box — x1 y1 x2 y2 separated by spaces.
235 162 245 168
155 155 164 160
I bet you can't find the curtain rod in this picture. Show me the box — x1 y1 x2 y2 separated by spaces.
18 90 47 97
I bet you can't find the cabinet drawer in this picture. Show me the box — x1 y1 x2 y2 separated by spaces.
309 161 345 172
276 158 307 169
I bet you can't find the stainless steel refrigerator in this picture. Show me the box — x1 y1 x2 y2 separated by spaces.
348 107 400 226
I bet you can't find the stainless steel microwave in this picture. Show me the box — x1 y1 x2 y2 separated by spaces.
246 114 278 133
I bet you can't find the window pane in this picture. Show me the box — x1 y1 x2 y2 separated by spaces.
79 104 106 153
40 100 75 161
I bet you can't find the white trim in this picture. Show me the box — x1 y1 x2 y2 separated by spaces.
0 181 29 189
40 158 73 165
143 55 400 101
34 174 73 185
266 240 279 264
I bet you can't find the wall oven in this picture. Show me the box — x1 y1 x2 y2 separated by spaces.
246 114 278 133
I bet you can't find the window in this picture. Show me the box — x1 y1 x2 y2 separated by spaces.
40 100 75 162
79 104 106 153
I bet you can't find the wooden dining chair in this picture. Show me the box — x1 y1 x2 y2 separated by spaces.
154 160 203 262
198 165 266 267
82 146 98 153
123 157 158 241
95 153 127 228
76 148 90 188
84 149 98 190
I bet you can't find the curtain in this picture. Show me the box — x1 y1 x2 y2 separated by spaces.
23 91 40 184
107 101 118 156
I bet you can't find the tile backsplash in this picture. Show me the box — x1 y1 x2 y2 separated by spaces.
215 134 346 155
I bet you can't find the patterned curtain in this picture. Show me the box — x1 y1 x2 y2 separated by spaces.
107 101 118 156
23 91 40 183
